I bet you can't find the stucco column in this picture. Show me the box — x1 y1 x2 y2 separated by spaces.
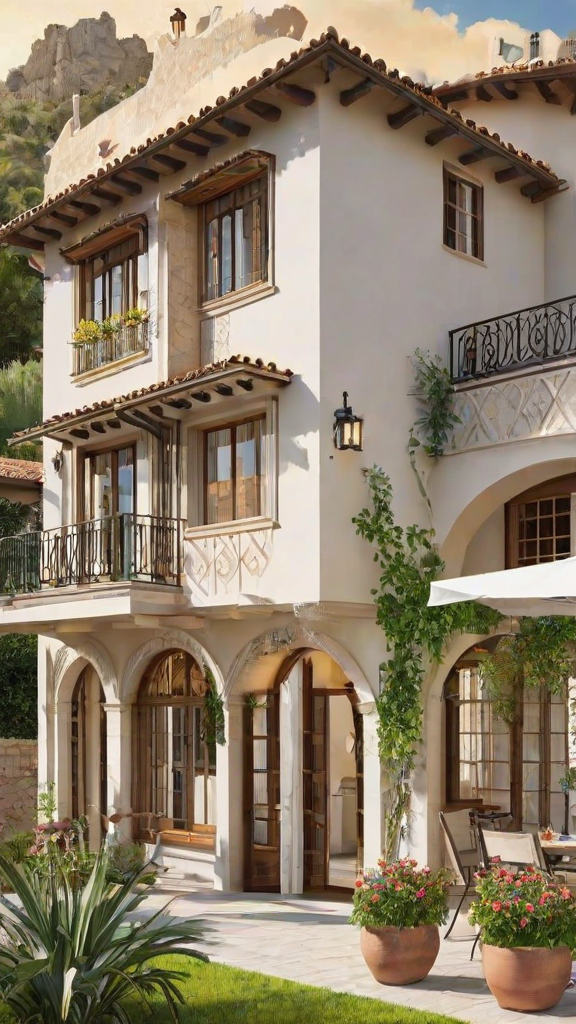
280 663 303 894
359 704 384 868
37 639 51 799
214 696 243 891
104 704 132 842
54 699 72 821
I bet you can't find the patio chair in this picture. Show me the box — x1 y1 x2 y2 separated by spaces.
439 811 480 939
478 825 549 872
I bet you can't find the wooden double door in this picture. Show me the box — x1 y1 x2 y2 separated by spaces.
243 659 363 891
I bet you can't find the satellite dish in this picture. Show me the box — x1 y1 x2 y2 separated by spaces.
498 38 524 64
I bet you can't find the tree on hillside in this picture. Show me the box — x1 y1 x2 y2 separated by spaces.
0 252 42 363
0 360 42 460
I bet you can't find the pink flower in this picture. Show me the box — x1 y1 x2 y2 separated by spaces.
394 882 403 891
514 879 522 887
561 888 572 901
525 903 534 913
520 917 528 928
399 860 407 868
416 888 426 899
371 894 380 903
422 867 431 875
513 896 520 904
490 856 501 864
409 859 418 867
492 901 502 912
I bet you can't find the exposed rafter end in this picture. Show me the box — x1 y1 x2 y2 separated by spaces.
425 124 457 146
476 86 493 102
387 104 422 130
535 81 561 105
215 116 251 138
340 78 374 106
274 82 315 106
459 147 490 166
244 98 282 123
494 81 519 100
174 138 209 157
530 181 569 204
110 174 142 196
10 233 44 251
494 166 524 184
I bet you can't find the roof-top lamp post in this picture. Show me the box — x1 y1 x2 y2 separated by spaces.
170 7 187 38
333 391 363 452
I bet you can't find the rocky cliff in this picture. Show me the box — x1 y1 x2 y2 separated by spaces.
5 12 152 103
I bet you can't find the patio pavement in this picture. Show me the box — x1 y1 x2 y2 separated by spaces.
141 885 576 1024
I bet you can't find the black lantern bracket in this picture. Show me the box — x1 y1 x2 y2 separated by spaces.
333 391 363 452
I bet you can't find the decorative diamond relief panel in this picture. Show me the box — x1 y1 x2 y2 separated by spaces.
450 368 576 452
184 527 273 605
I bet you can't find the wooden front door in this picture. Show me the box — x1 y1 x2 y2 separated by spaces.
243 694 281 891
303 660 329 890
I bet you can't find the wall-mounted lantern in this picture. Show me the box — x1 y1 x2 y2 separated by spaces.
333 392 363 452
51 449 64 474
170 7 187 38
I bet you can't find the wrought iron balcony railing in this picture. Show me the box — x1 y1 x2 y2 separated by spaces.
71 321 149 377
449 294 576 383
0 514 183 595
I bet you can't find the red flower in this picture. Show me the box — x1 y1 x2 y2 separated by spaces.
498 869 508 878
394 882 403 891
416 888 426 899
525 903 534 913
561 887 572 900
526 865 535 874
513 896 520 904
520 917 528 929
492 901 502 912
371 894 380 903
514 879 523 887
503 900 511 909
355 879 363 888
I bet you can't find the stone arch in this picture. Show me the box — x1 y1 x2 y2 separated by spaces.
54 640 118 704
120 629 225 705
226 625 375 705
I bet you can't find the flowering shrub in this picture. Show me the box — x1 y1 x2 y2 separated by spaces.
72 308 148 345
469 865 576 949
350 859 452 929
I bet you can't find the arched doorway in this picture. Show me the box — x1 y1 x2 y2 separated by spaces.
70 666 107 847
132 650 217 849
444 639 568 832
243 650 363 892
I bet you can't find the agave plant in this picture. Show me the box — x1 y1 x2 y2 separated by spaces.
0 850 206 1023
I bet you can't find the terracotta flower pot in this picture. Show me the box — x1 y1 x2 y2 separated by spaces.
482 944 572 1011
360 924 440 985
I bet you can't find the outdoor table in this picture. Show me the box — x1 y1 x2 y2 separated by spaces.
540 835 576 867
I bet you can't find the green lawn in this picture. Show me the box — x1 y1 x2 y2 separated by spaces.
123 957 465 1024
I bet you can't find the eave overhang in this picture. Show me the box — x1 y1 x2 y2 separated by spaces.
0 28 566 258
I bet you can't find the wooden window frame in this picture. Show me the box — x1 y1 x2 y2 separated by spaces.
77 222 148 324
132 651 216 844
443 167 484 261
199 165 270 305
82 443 136 520
203 414 265 526
505 474 576 568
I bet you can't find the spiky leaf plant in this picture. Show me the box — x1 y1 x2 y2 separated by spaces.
0 850 206 1023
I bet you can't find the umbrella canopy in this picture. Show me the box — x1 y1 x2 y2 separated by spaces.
428 555 576 617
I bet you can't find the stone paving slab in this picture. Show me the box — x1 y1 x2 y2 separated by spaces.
142 889 576 1024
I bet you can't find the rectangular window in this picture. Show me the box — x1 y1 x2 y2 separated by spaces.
79 231 148 322
506 476 576 568
83 445 135 519
443 168 483 261
204 417 263 524
202 172 268 302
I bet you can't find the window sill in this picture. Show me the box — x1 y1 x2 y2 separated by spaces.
200 281 276 317
185 516 278 540
72 348 150 386
442 244 486 268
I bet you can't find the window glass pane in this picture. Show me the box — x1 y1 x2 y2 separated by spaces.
221 215 233 295
235 207 247 290
117 447 134 515
93 272 104 322
137 252 148 310
90 452 113 518
206 219 219 300
110 264 124 315
236 420 262 520
206 428 233 524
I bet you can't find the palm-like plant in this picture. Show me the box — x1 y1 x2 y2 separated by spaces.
0 851 206 1023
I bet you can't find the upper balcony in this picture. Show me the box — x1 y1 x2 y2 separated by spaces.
448 295 576 454
71 320 149 379
0 514 183 595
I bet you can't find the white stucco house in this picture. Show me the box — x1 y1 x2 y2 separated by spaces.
0 10 574 892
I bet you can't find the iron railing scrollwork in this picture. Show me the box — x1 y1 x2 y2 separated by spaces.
0 514 183 595
72 321 149 376
449 294 576 383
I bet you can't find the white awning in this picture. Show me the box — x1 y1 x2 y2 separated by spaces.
428 556 576 617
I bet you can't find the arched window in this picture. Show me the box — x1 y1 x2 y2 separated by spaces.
133 650 216 846
71 667 106 838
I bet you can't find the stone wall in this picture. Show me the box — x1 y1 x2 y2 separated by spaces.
0 740 37 837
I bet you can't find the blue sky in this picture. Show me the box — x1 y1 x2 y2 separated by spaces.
414 0 576 35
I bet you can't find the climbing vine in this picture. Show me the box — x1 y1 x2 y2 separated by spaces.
353 467 501 858
202 668 226 747
409 348 460 458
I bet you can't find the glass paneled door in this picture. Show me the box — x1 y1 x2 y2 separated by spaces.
83 446 135 578
243 695 280 891
303 659 328 891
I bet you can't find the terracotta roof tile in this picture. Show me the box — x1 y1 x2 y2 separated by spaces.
0 458 43 483
436 57 576 97
10 356 293 442
0 28 564 246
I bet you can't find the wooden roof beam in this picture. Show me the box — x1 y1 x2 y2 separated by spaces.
110 174 142 196
92 186 122 205
131 166 161 182
69 428 90 440
535 81 561 105
90 422 106 434
387 104 422 129
49 210 78 227
10 232 44 251
33 224 62 240
215 116 251 137
495 166 524 184
68 199 102 216
476 85 493 102
438 89 468 106
192 127 228 146
106 418 122 429
214 383 234 396
425 124 457 146
191 391 212 403
340 78 374 106
531 181 569 204
274 82 315 106
174 137 209 157
521 180 543 198
244 99 282 123
459 147 491 165
494 81 519 100
152 153 187 172
163 397 192 410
